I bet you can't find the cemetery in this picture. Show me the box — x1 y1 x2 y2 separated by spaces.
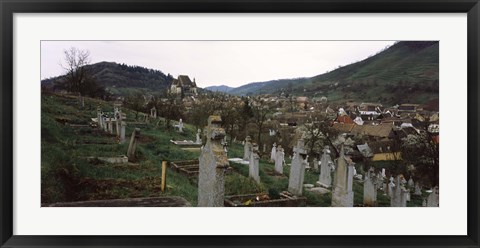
41 93 436 207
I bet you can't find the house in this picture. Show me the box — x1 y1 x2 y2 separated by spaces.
368 140 401 161
169 75 198 98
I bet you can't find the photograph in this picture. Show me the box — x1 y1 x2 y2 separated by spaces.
40 40 439 208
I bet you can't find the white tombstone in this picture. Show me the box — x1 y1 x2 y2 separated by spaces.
150 107 157 119
426 186 439 207
414 182 422 195
243 136 252 161
288 139 308 196
270 143 277 162
178 119 183 132
249 144 260 184
102 116 108 132
407 177 415 189
363 167 377 207
390 175 408 207
318 146 333 188
196 129 202 144
313 157 319 172
331 145 354 207
274 145 285 174
120 121 126 144
381 168 386 178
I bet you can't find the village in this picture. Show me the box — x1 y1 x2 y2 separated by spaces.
42 74 440 207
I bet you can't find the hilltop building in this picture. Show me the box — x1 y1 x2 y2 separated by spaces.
169 75 198 98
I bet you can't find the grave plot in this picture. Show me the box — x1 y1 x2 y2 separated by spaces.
170 160 200 178
224 191 307 207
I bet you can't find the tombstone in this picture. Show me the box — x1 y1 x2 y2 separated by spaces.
313 157 319 172
318 146 333 188
263 143 267 153
270 143 277 162
115 111 121 137
407 177 415 189
127 128 141 162
107 119 114 134
197 116 229 207
426 186 439 207
274 145 285 174
414 182 422 195
196 129 202 144
178 119 184 132
102 116 108 132
288 139 308 196
243 136 252 161
390 175 408 207
120 121 126 144
422 198 427 207
331 145 354 207
150 107 157 119
249 144 260 184
363 168 378 207
381 168 386 178
387 176 395 197
97 107 102 129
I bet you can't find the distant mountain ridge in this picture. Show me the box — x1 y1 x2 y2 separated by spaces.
204 85 234 93
224 41 439 105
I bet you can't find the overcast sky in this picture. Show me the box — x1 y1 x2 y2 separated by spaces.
41 41 396 88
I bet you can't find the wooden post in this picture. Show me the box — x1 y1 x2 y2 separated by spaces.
161 161 167 192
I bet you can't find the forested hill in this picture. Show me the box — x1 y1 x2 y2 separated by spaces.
227 41 439 105
41 61 174 96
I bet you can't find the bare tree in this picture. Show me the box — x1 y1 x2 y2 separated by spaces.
61 47 91 97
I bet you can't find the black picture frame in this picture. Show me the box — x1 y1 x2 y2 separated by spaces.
1 0 479 247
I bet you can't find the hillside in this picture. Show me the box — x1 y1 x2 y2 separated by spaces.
228 41 439 105
42 61 174 96
204 85 234 93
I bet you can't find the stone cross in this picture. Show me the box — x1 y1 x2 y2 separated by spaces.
426 186 439 207
270 143 277 162
196 129 202 144
243 136 252 161
274 145 284 174
390 175 408 207
127 128 141 162
249 143 260 184
288 139 308 196
120 121 126 144
197 116 229 207
318 146 333 188
363 167 377 207
331 145 354 207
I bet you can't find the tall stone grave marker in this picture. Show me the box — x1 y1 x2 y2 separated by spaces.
331 145 354 207
363 167 378 206
197 116 229 207
274 145 285 174
196 129 202 144
127 128 140 162
318 146 333 188
390 175 408 207
288 139 308 196
97 107 102 129
249 143 260 184
426 186 439 207
120 121 126 144
115 111 121 137
270 143 277 162
243 136 252 161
